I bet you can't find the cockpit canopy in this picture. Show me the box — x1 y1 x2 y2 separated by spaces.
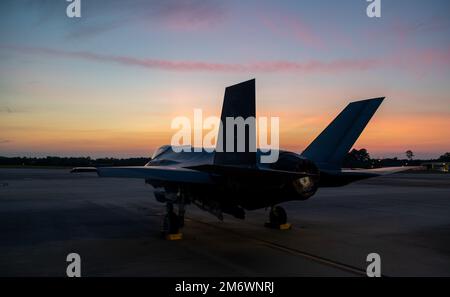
151 145 171 159
145 145 172 166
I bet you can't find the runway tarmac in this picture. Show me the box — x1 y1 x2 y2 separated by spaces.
0 168 449 276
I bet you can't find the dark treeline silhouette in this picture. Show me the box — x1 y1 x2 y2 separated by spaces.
0 156 150 167
342 149 450 168
438 152 450 162
0 151 449 168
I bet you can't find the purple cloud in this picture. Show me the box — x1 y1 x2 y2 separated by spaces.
261 14 324 50
65 0 227 39
2 44 449 75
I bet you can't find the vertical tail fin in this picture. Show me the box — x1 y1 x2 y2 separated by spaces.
214 79 256 167
301 97 384 169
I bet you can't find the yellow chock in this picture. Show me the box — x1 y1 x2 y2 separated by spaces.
165 233 183 240
279 223 292 230
264 222 292 230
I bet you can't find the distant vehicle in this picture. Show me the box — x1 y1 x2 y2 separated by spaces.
73 79 409 236
422 162 449 172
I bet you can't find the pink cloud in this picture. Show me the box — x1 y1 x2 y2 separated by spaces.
366 17 450 47
64 1 227 39
389 47 450 76
0 45 379 73
261 16 324 50
1 44 449 75
156 0 226 31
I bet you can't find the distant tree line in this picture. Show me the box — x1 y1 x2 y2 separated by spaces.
438 152 450 162
0 156 150 167
343 149 450 168
0 151 449 168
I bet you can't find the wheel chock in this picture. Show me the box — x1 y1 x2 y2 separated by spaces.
264 222 292 230
165 233 183 240
279 223 292 230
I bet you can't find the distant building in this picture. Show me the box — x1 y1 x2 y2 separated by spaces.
422 162 449 172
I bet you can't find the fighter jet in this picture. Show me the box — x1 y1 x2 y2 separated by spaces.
73 79 407 236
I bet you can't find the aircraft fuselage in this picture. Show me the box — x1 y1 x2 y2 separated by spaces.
145 146 320 219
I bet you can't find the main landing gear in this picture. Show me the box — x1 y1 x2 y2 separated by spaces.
264 205 292 230
161 203 184 240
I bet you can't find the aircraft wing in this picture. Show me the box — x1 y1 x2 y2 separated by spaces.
319 166 421 187
186 164 318 180
72 166 213 184
72 164 317 184
341 166 423 175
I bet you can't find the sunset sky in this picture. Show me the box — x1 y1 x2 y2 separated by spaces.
1 0 449 159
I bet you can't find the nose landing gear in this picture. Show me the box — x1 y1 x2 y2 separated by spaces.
161 203 184 240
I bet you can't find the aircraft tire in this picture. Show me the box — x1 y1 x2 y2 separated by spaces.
160 211 181 236
269 206 287 225
167 212 181 234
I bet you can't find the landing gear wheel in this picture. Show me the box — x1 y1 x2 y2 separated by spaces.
269 206 287 225
161 204 181 237
167 212 181 234
265 205 290 229
178 204 185 228
178 213 185 228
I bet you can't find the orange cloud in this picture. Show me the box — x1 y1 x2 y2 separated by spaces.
279 112 450 157
2 111 448 158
